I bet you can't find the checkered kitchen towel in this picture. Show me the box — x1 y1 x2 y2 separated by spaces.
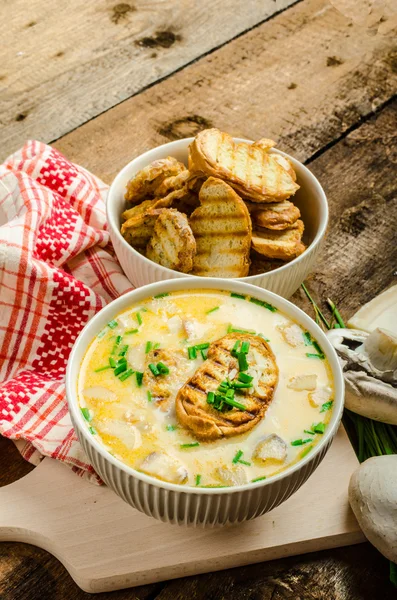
0 141 132 481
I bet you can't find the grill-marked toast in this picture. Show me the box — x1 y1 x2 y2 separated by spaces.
146 209 196 273
121 208 165 249
189 177 252 277
251 220 305 260
176 333 279 441
189 129 299 202
245 200 301 230
125 157 185 204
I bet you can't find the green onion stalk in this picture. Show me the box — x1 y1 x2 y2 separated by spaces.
301 283 397 586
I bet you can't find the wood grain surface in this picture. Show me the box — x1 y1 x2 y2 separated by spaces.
0 0 297 159
55 0 397 183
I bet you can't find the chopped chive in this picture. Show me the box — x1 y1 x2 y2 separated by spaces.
125 328 139 335
118 368 134 382
195 474 202 486
300 444 313 458
238 372 253 384
232 450 243 464
81 407 91 421
223 397 246 410
207 391 215 405
249 297 277 312
302 331 312 346
149 363 160 377
135 371 144 386
238 459 251 466
231 292 246 299
109 357 117 368
153 342 160 350
200 349 207 360
147 390 152 402
252 476 267 483
231 340 241 357
206 306 220 314
327 298 346 328
97 329 107 339
180 442 200 448
320 400 334 413
228 326 256 334
225 388 235 398
166 424 177 431
107 320 118 329
94 365 112 373
306 353 325 359
304 429 315 435
114 362 127 376
238 352 249 372
115 335 122 345
313 422 326 434
157 362 169 375
136 312 142 326
232 381 252 389
118 344 129 357
291 438 313 446
89 426 96 434
195 342 210 350
154 292 169 298
312 341 325 358
145 341 153 354
241 341 250 354
116 357 127 366
188 346 197 360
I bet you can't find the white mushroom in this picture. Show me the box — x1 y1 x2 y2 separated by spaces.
253 434 288 464
287 374 317 391
82 386 117 403
348 285 397 335
349 455 397 563
278 323 304 347
139 452 188 484
214 466 247 486
327 327 397 425
308 386 332 408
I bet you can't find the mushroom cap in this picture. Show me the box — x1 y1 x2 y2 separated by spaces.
349 455 397 563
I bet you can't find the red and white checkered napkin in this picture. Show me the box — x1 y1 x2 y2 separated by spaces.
0 141 133 481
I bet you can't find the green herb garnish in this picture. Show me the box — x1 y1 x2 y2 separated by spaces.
207 391 215 405
252 476 267 483
97 329 107 339
114 362 127 376
136 312 142 326
135 371 143 386
107 320 118 329
306 353 325 359
300 445 313 458
231 292 245 299
118 344 129 357
180 442 200 449
188 346 197 360
302 331 312 346
206 306 220 314
231 340 241 357
148 363 160 377
157 362 169 375
249 297 277 312
238 372 253 384
147 390 152 402
118 368 134 382
304 429 315 435
89 426 96 434
313 422 326 434
195 474 202 486
166 424 177 432
228 325 256 334
153 342 160 350
223 397 246 410
154 293 169 298
125 328 139 335
291 438 313 446
232 381 252 389
94 365 112 373
238 352 249 372
232 450 243 464
81 407 91 421
195 342 210 350
320 400 334 412
109 357 117 368
145 341 152 354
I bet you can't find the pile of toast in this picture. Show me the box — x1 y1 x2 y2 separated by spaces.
121 129 306 278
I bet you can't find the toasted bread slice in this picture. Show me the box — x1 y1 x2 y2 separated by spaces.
245 200 300 230
251 220 306 260
143 347 186 411
154 170 190 197
176 333 279 441
189 129 299 202
146 209 196 273
121 209 164 249
189 177 252 278
125 157 185 204
122 196 173 221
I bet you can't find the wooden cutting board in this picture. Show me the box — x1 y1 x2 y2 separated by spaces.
0 426 365 594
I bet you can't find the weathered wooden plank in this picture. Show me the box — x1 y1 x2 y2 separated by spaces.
292 101 397 323
55 0 397 184
0 0 297 159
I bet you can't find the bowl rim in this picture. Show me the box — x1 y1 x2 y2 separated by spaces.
66 277 344 495
106 137 328 282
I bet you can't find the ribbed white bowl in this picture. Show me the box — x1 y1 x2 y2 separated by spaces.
66 278 344 526
107 137 328 298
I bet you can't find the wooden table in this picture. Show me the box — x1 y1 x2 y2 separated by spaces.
1 0 397 597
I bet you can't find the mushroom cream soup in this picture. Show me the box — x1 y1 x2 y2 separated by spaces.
78 290 334 488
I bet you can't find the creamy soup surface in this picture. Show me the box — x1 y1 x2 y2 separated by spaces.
78 290 334 487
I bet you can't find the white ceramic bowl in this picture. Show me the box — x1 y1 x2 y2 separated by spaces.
107 138 328 299
66 278 344 527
